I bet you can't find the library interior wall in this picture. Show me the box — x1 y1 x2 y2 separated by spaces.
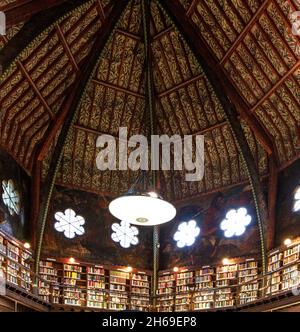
159 185 261 270
275 158 300 245
42 186 153 269
0 149 30 241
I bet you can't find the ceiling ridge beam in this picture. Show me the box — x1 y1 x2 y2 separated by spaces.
92 78 145 99
158 73 204 98
0 35 55 119
17 60 55 119
0 0 92 77
250 61 300 113
56 24 80 72
159 0 270 275
2 0 70 28
33 0 131 276
116 28 141 41
220 0 273 65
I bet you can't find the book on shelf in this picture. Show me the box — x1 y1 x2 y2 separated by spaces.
194 290 214 310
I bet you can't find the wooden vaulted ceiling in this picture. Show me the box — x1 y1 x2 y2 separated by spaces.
0 0 299 203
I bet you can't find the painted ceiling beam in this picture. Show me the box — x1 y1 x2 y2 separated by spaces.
33 0 130 275
158 0 276 161
0 0 91 77
1 0 71 28
159 0 269 274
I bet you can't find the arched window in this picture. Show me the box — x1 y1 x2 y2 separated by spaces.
2 179 20 216
111 221 139 249
173 220 200 248
54 209 85 239
293 187 300 212
220 207 251 238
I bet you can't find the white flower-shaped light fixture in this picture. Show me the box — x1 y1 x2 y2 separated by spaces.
111 220 139 249
2 179 20 216
173 220 200 248
54 209 85 239
293 187 300 212
220 207 251 238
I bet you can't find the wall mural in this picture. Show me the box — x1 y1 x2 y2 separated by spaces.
0 149 29 241
42 186 153 270
159 185 261 270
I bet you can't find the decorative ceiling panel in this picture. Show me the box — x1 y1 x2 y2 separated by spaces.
185 0 300 170
0 0 111 173
0 0 299 203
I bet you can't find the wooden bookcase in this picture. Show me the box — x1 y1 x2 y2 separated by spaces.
62 263 86 306
215 263 238 308
1 230 300 312
109 270 129 310
238 259 259 305
194 266 215 310
266 250 283 295
39 260 60 303
86 265 107 309
282 242 300 292
175 270 193 312
157 271 175 312
131 271 151 311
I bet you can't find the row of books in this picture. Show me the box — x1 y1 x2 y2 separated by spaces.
38 261 151 311
157 260 259 311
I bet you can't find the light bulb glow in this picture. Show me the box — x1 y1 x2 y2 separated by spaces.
69 257 76 264
24 242 31 249
284 238 292 246
222 258 230 265
173 267 179 273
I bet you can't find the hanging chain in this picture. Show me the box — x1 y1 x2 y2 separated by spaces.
141 0 159 309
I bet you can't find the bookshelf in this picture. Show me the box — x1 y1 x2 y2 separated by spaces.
175 270 193 311
215 263 238 308
131 272 151 311
39 260 60 303
194 266 215 310
266 251 283 295
282 243 300 292
109 270 129 310
0 235 5 282
86 265 107 309
157 272 175 312
63 263 86 306
2 230 300 311
238 259 259 305
20 249 32 292
6 242 20 286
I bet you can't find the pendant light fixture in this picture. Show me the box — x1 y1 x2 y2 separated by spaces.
108 0 176 227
